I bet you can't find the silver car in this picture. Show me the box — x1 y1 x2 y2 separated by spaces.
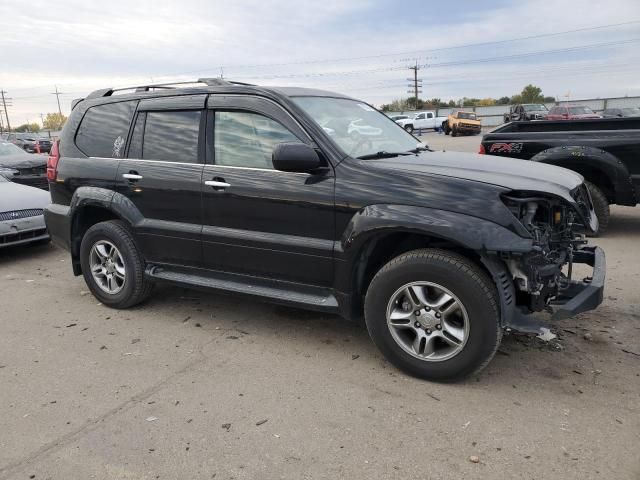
0 172 50 248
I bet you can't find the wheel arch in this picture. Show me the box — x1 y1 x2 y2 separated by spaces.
531 146 635 205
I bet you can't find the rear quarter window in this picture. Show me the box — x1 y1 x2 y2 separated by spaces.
75 101 137 158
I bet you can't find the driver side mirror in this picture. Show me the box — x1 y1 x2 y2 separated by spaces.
272 142 321 173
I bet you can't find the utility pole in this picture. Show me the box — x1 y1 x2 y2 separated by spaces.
0 90 11 132
407 61 423 110
51 85 64 116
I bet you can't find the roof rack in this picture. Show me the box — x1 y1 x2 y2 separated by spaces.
85 78 255 99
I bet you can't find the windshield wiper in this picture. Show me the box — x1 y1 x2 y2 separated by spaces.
356 151 413 160
406 146 431 153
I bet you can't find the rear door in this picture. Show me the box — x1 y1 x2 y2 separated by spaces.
116 95 205 267
201 95 335 286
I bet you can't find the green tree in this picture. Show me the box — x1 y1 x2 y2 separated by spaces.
15 123 40 133
543 96 556 103
496 96 511 105
519 84 544 103
43 112 67 131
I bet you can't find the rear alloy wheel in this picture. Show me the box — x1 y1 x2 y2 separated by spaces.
404 124 414 134
365 249 501 382
584 181 610 236
80 220 153 308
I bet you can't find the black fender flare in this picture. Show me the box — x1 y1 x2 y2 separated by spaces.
531 145 635 205
333 204 533 295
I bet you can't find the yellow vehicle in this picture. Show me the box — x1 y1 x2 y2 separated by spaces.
443 111 481 136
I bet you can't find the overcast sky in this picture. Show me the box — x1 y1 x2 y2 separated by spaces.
1 0 640 126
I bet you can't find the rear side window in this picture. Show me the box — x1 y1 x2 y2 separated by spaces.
75 101 136 158
130 110 201 163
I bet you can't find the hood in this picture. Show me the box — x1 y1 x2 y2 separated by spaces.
367 151 583 202
0 154 47 169
0 180 51 212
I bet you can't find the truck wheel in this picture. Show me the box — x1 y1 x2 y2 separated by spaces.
364 249 501 382
443 123 450 135
404 124 414 134
451 126 458 137
80 220 153 308
585 182 610 236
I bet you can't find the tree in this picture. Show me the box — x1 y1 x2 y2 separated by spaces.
43 112 67 131
478 98 496 106
519 84 544 103
496 96 511 105
543 96 556 103
15 123 40 133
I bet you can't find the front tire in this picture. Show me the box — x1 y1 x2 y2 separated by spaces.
365 249 501 382
80 220 153 308
451 125 458 137
404 124 414 134
585 182 610 236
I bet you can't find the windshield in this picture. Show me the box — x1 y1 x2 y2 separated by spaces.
569 106 595 115
523 104 547 111
0 142 29 157
457 112 476 120
292 97 421 158
622 107 640 116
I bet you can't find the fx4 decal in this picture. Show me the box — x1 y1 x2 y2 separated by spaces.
489 142 523 154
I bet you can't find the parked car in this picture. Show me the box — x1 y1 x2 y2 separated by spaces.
442 111 481 136
481 117 640 235
45 78 604 381
546 105 601 120
7 133 53 153
0 141 48 189
389 114 410 123
601 107 640 118
395 111 448 133
503 104 549 122
0 172 50 248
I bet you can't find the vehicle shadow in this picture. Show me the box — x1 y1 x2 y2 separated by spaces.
0 241 56 266
604 207 640 238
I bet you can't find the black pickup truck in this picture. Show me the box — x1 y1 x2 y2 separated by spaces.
481 118 640 235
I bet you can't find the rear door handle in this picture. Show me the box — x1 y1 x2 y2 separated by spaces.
204 180 230 189
123 173 143 181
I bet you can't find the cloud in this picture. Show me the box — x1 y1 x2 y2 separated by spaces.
1 0 639 124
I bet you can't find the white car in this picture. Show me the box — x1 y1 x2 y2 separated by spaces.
348 119 382 137
396 111 448 134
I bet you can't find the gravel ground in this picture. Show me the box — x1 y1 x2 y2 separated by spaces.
1 133 638 479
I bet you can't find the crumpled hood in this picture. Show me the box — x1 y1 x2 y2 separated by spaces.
0 181 51 213
0 154 47 169
368 150 584 202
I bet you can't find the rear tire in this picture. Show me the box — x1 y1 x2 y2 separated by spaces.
80 220 153 308
364 249 502 382
585 182 610 236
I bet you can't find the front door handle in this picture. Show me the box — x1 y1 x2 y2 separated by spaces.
123 173 143 181
204 180 230 189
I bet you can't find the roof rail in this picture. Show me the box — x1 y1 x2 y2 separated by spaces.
86 78 256 100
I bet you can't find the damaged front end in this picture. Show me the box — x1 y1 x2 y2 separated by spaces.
487 185 605 332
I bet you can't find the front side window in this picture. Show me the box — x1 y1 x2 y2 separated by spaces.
134 110 201 163
415 113 425 120
292 97 420 158
76 101 136 158
214 111 299 169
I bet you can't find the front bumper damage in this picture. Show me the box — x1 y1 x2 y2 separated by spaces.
482 246 606 334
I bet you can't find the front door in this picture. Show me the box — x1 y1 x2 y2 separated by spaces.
116 96 206 267
201 95 335 286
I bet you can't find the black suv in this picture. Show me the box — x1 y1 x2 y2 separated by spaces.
45 79 605 381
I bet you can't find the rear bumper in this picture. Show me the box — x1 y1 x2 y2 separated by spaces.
550 246 606 320
44 203 71 251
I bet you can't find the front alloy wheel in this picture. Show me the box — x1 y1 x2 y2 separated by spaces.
89 240 126 294
387 282 469 361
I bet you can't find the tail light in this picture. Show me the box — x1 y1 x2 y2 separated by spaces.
479 144 486 154
47 140 60 181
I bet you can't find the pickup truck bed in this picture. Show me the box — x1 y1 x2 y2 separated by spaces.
481 118 640 234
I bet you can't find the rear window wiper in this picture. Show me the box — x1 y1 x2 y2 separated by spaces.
356 151 413 160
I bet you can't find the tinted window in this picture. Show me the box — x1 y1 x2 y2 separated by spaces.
214 111 299 169
76 101 136 158
569 106 595 115
141 111 201 163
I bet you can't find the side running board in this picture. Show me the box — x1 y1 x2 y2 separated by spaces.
146 265 339 312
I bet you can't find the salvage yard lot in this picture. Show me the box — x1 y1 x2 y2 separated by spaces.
1 133 639 479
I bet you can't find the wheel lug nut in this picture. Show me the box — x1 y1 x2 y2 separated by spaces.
426 329 432 335
415 322 421 328
425 307 431 311
436 324 442 330
414 311 420 315
435 313 441 318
